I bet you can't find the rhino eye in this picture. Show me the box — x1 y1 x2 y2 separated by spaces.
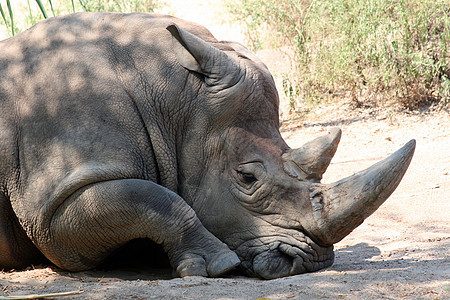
238 171 257 184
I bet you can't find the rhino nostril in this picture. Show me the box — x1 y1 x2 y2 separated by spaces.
278 243 299 258
278 244 312 274
279 243 314 262
279 243 329 273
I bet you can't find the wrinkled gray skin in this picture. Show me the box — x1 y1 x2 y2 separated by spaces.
0 13 415 279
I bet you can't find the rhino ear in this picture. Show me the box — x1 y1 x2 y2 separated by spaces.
166 24 203 73
166 24 240 87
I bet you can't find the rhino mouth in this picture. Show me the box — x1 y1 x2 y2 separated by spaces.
235 234 334 279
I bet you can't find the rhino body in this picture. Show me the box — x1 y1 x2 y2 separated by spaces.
0 13 415 279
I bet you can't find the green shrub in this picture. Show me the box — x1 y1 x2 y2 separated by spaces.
226 0 450 109
77 0 164 13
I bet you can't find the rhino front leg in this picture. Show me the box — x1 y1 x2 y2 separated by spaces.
42 179 239 277
0 193 45 269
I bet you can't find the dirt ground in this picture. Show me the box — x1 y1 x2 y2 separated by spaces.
1 1 449 299
1 104 448 300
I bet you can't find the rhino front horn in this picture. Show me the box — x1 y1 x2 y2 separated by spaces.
303 139 416 246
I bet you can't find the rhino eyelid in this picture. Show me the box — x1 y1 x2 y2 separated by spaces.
238 161 265 172
240 160 263 165
241 159 262 165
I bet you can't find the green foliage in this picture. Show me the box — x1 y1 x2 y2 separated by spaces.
226 0 450 109
282 73 300 110
0 0 165 38
35 0 49 18
0 0 15 36
77 0 163 13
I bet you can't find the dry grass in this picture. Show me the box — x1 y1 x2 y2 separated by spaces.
226 0 450 110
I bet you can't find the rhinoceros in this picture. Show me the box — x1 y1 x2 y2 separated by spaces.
0 12 415 279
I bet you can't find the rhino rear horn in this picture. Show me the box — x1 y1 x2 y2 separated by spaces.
166 24 241 88
283 127 341 182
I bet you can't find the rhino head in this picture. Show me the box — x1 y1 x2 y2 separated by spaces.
168 25 415 279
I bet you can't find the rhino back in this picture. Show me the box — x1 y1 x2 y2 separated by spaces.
0 13 210 236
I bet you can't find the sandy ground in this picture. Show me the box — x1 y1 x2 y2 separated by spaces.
1 1 449 299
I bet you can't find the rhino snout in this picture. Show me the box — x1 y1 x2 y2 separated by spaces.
236 236 334 279
252 242 334 279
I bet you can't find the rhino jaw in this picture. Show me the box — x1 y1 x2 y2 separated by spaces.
303 139 416 246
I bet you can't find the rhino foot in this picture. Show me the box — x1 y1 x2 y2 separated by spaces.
176 255 208 277
176 250 240 277
207 250 241 277
169 224 240 278
163 210 241 278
